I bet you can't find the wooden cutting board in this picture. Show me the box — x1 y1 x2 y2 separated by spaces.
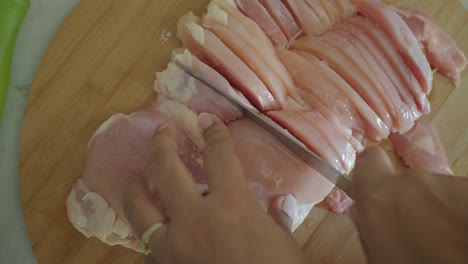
19 0 467 263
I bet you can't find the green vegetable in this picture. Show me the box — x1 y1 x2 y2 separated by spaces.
0 0 29 120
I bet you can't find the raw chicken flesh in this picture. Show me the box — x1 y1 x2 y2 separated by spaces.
396 7 467 86
67 0 466 252
293 34 396 131
234 0 288 47
229 118 335 229
268 110 356 173
259 0 301 40
325 188 354 214
323 30 416 133
158 49 250 122
344 17 431 115
277 48 389 141
177 12 279 112
67 52 335 251
203 2 299 107
390 120 454 175
334 24 422 121
67 109 195 252
351 0 433 94
283 0 326 35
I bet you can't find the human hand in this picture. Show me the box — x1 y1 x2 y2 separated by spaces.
124 113 305 264
351 146 468 264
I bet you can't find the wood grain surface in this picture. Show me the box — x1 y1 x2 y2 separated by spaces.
19 0 467 263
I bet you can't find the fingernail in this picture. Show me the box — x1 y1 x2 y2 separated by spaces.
199 113 215 130
279 194 297 221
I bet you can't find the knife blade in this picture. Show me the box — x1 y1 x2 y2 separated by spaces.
175 60 354 199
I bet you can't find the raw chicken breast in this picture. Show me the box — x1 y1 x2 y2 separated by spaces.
390 120 453 175
177 12 279 112
351 0 433 94
345 17 430 114
234 0 288 46
68 54 339 251
67 109 203 252
277 48 389 141
67 179 139 249
259 0 301 40
229 118 335 229
396 7 467 86
67 108 337 250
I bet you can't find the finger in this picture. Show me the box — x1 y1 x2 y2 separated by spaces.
123 180 168 249
268 194 297 232
144 256 157 264
199 113 246 193
346 206 357 226
352 146 396 202
149 125 200 214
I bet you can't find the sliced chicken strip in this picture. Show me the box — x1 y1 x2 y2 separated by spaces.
283 0 325 35
396 7 467 86
295 89 364 152
390 120 453 175
346 17 430 114
211 1 300 101
323 31 414 133
304 0 332 31
351 0 433 94
333 0 356 22
234 0 288 46
337 24 422 120
332 29 416 133
291 49 390 141
278 48 376 142
297 89 349 132
214 0 274 47
319 0 341 26
268 110 356 173
157 49 252 122
259 0 301 40
177 12 278 112
204 5 290 107
229 118 335 230
293 35 394 130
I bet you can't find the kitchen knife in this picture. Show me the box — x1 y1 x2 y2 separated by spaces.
175 60 354 199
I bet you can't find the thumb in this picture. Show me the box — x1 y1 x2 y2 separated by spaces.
352 146 396 202
268 194 297 232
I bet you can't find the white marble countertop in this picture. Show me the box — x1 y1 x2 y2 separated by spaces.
0 1 78 262
0 0 467 263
